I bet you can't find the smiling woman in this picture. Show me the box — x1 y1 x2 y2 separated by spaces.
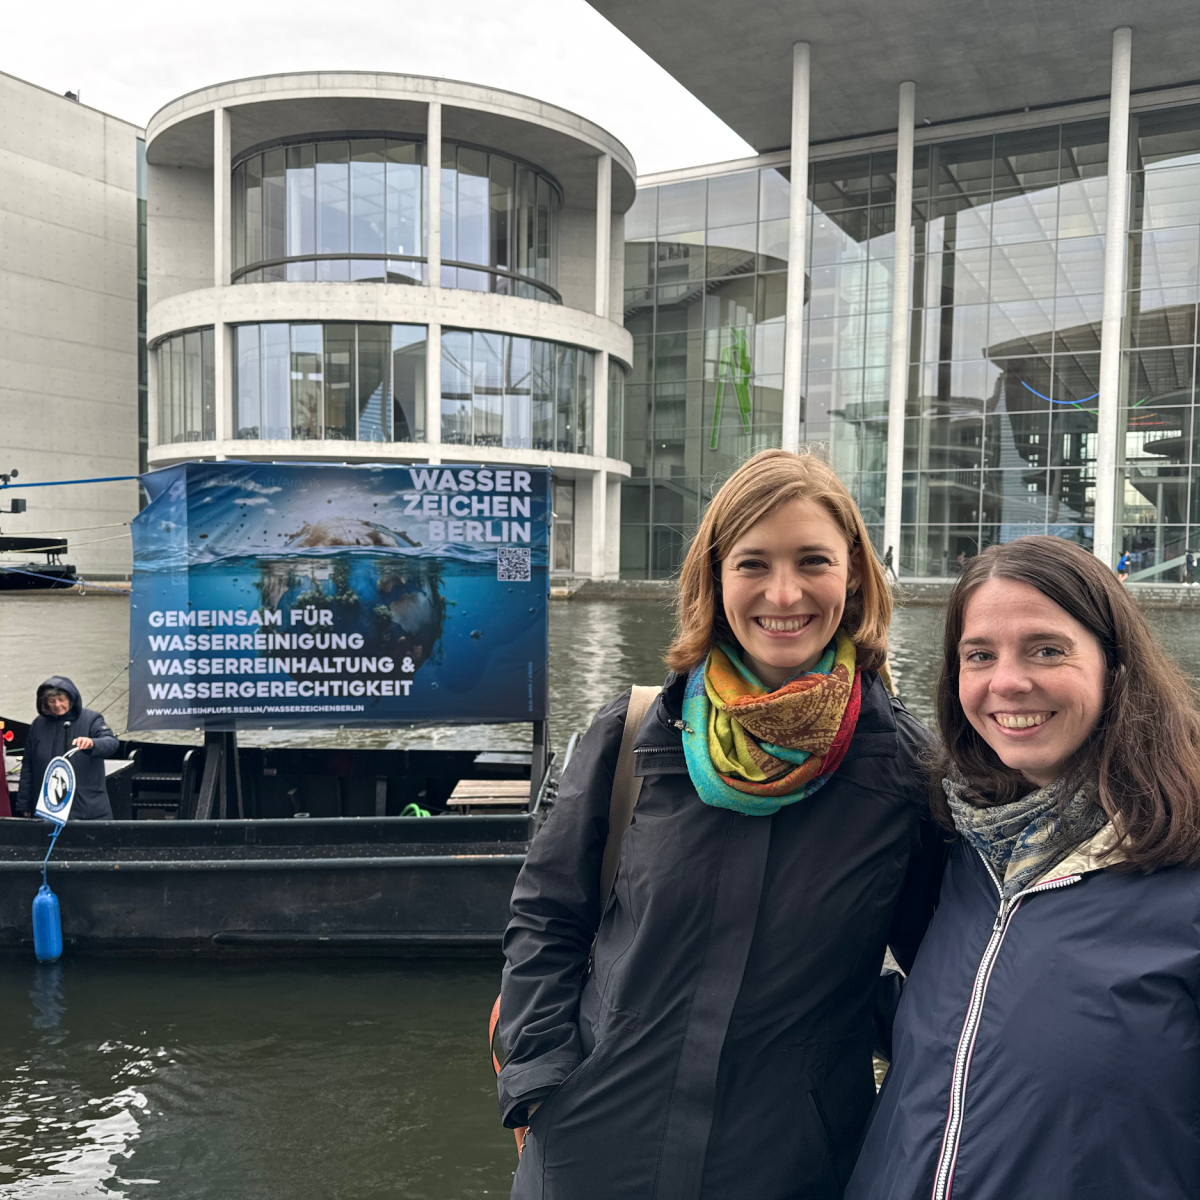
498 449 945 1200
930 536 1200 861
667 448 890 680
955 576 1109 787
846 535 1200 1200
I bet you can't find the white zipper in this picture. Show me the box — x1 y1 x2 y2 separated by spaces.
930 855 1081 1200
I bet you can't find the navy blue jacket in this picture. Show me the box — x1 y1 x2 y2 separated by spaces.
499 671 946 1200
14 676 118 821
847 827 1200 1200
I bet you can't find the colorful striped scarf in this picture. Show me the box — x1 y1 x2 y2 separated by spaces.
681 631 862 816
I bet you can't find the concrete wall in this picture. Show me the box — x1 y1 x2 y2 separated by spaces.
0 72 142 579
147 163 212 308
556 204 598 314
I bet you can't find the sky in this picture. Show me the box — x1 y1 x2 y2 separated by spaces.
3 0 753 176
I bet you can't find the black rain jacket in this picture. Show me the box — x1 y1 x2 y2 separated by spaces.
498 669 946 1200
14 676 118 820
846 827 1200 1200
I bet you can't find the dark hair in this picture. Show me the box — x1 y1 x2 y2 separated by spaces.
931 536 1200 872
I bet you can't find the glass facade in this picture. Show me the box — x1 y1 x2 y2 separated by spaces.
1119 106 1200 581
802 151 902 552
234 139 425 285
439 144 560 301
619 101 1200 580
621 167 789 576
901 122 1111 574
440 331 591 452
231 137 561 302
233 322 426 442
156 328 215 444
608 363 626 459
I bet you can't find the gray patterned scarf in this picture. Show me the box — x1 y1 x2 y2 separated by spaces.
943 768 1107 899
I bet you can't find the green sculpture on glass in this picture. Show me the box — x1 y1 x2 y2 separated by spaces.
710 326 753 450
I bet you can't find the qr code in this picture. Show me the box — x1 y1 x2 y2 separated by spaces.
497 547 531 582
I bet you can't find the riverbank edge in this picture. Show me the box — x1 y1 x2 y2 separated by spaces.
551 578 1200 610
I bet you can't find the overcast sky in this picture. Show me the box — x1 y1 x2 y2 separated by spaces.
4 0 753 175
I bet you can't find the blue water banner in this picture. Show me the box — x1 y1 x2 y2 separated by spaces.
127 461 550 730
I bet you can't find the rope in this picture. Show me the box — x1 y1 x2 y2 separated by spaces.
41 822 63 887
0 566 129 594
15 522 131 536
85 665 130 709
0 475 139 490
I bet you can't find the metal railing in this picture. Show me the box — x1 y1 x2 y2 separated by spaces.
231 253 562 303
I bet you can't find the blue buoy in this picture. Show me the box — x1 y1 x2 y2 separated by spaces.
32 883 62 963
31 753 72 963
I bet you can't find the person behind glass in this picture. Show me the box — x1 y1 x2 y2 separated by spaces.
14 676 118 820
497 450 945 1200
846 536 1200 1200
1116 549 1130 582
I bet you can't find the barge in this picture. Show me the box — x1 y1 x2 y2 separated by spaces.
0 534 77 590
0 733 556 956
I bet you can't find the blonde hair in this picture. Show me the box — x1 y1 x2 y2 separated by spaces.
664 449 891 674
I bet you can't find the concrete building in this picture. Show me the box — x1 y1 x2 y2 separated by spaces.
595 1 1200 582
144 73 635 579
0 72 143 579
11 4 1200 583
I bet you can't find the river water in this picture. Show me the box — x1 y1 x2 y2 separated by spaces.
2 593 1199 1197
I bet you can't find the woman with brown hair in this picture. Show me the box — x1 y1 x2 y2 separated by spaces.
846 535 1200 1200
497 449 945 1200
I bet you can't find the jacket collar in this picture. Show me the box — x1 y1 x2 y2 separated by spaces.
1033 821 1129 884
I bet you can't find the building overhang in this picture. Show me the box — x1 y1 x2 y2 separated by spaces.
146 282 633 367
587 0 1200 150
145 72 636 212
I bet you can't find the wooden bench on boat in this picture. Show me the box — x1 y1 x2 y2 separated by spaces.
446 779 532 813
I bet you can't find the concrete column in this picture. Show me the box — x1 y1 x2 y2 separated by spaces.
425 321 441 463
595 153 612 318
782 42 811 453
213 320 233 455
605 474 622 577
213 108 233 460
593 351 609 459
1093 26 1133 569
213 107 231 287
590 470 607 579
426 102 441 289
424 105 443 463
883 81 916 574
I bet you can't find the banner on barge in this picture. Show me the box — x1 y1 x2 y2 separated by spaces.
127 462 550 730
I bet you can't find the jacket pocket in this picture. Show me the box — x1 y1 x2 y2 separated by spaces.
529 1039 604 1128
527 1027 625 1160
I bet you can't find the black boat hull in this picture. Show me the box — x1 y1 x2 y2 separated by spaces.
0 563 77 590
0 815 530 956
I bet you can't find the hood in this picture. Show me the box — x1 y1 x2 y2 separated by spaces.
37 676 82 722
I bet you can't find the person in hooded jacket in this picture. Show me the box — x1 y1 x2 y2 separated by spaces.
846 536 1200 1200
497 450 946 1200
14 676 118 820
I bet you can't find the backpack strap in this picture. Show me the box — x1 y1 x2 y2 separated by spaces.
598 685 661 914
